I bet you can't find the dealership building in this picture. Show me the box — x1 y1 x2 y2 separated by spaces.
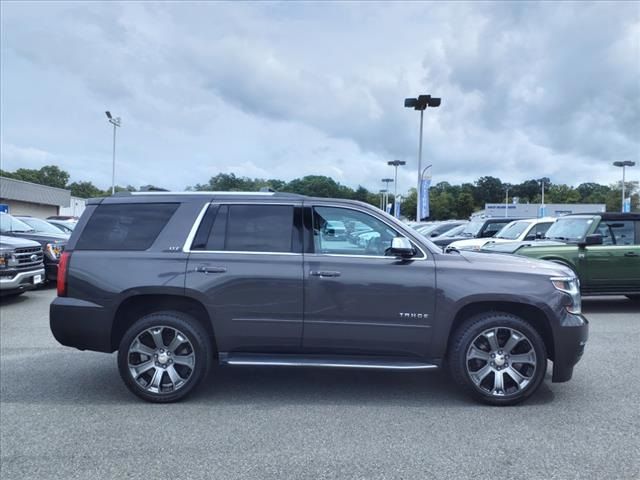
475 202 606 219
0 176 86 218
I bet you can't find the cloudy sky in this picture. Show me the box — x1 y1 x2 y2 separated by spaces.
1 1 638 193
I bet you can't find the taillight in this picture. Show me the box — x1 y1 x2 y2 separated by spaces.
57 251 70 297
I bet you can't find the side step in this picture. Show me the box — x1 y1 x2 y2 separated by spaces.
219 353 438 371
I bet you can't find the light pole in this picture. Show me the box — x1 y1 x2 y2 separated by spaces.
505 187 510 218
381 178 394 212
387 160 406 217
105 111 122 195
539 179 546 218
379 190 388 210
613 161 636 212
404 94 441 221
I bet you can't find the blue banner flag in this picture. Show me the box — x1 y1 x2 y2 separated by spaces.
420 178 431 220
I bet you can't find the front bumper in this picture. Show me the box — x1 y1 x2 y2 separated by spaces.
551 312 589 382
0 268 45 295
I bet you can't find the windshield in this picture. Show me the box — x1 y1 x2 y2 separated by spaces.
440 224 466 237
460 220 484 237
0 214 35 233
18 217 65 234
544 217 593 241
495 221 531 240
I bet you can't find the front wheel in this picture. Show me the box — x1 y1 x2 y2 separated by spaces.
117 311 212 403
448 312 547 406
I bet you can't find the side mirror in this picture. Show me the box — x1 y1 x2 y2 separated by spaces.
388 237 415 258
580 233 603 248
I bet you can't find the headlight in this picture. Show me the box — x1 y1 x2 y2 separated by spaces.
551 276 581 315
45 243 63 260
0 253 7 269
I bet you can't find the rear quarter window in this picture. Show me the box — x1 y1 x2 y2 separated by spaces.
75 203 179 250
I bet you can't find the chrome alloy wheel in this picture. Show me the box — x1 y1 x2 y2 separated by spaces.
127 326 196 394
465 327 537 397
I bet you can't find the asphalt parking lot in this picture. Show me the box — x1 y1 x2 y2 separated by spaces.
1 288 639 480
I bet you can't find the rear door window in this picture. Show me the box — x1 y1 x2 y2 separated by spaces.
607 221 636 245
192 204 299 253
75 203 178 250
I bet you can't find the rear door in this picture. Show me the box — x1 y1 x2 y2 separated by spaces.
302 203 436 358
185 201 304 353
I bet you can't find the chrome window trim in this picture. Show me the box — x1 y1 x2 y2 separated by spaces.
182 201 301 254
132 191 277 196
309 203 429 260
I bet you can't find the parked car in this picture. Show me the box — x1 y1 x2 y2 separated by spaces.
48 219 76 233
416 221 467 239
431 223 467 240
431 217 524 247
482 213 640 299
0 213 68 281
0 235 45 296
47 215 79 221
448 218 555 251
321 220 347 240
51 192 588 405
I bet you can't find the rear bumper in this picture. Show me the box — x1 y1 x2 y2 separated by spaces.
0 268 45 295
50 297 114 352
551 313 589 382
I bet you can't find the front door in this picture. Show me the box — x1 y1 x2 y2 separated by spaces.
185 202 304 353
584 220 640 292
302 204 436 358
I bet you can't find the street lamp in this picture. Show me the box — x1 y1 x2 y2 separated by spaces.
505 186 510 218
381 178 394 212
404 94 441 221
539 179 546 218
379 189 388 210
387 160 406 217
613 161 636 212
105 111 122 195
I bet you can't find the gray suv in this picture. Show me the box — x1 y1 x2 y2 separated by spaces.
50 192 588 405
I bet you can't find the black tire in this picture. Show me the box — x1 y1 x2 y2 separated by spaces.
117 311 212 403
448 312 547 406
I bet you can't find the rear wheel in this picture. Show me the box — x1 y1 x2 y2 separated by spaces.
117 311 212 403
449 312 547 406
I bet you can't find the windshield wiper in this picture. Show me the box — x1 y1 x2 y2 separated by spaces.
550 236 570 241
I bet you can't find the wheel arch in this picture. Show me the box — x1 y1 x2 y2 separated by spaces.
111 294 216 353
446 301 555 361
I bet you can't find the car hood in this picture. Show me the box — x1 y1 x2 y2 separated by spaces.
480 239 567 254
452 249 574 277
0 235 42 250
5 231 69 245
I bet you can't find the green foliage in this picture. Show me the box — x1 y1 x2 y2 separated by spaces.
2 164 638 214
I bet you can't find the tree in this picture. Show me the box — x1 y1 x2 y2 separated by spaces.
9 165 70 189
474 176 504 205
68 181 104 198
455 192 476 219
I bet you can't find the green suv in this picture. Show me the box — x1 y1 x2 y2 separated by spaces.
482 213 640 299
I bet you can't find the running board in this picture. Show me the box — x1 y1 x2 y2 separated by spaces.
219 353 438 370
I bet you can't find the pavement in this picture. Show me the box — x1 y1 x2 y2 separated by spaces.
1 287 639 480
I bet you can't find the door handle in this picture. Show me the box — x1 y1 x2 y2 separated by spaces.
310 270 341 278
624 252 639 257
196 266 227 274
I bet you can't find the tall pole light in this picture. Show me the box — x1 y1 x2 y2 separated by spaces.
539 179 546 218
379 189 388 210
388 160 406 217
404 94 441 221
613 161 636 212
105 111 122 195
381 178 394 212
505 187 510 218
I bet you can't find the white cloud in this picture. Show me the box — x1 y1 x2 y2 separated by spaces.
1 1 638 192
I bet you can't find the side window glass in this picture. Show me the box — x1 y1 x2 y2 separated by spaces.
312 206 404 257
608 221 635 246
596 223 614 246
193 204 295 253
536 222 553 237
